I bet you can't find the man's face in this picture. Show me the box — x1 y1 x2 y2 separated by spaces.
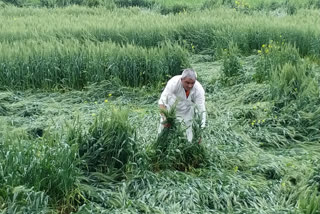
181 77 195 91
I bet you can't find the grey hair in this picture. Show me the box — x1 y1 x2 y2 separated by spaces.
181 68 197 80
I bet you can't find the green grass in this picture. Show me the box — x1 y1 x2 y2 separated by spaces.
0 130 82 213
0 7 320 57
1 3 320 214
221 42 243 80
74 108 138 172
270 63 319 104
2 0 320 11
243 0 320 10
254 41 301 82
1 55 319 213
0 40 188 89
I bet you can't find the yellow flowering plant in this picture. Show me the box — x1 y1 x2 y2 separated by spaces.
254 40 300 83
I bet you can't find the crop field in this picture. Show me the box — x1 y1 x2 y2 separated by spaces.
0 0 320 213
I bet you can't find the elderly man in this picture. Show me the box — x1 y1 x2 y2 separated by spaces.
158 68 206 142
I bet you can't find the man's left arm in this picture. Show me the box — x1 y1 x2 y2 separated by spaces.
194 86 206 128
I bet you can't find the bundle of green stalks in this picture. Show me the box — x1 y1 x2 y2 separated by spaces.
71 108 138 172
149 105 208 171
220 42 246 86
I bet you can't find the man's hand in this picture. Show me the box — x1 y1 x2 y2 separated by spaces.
159 104 169 128
163 123 171 128
201 123 205 130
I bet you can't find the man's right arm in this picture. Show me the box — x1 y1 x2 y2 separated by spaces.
158 78 176 121
158 78 176 108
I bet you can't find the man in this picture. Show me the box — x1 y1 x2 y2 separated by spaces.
158 68 206 142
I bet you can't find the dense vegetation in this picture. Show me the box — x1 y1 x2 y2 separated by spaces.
0 0 319 213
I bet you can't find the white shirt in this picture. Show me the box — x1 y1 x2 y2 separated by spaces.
158 75 206 127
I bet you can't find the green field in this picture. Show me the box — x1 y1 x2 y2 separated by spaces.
1 1 320 213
